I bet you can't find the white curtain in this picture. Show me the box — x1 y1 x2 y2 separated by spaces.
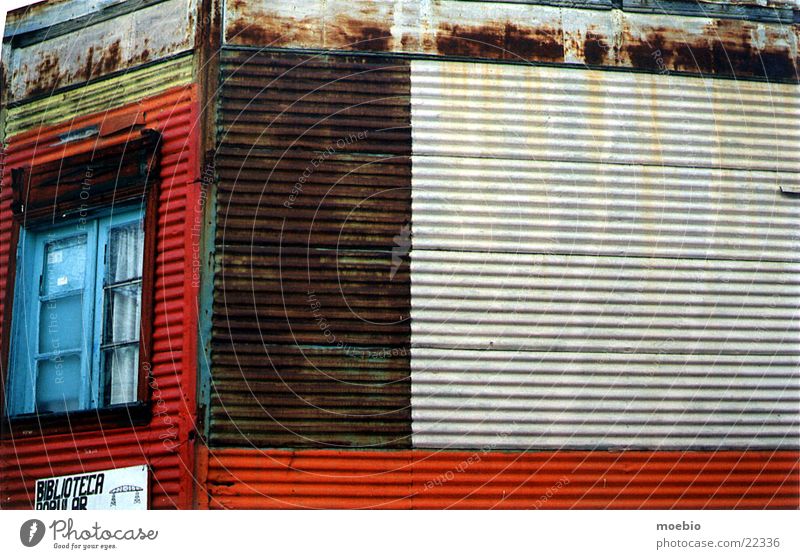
107 224 143 405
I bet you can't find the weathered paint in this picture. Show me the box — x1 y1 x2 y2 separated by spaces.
2 0 197 102
199 447 800 509
210 50 412 448
222 0 800 81
0 84 200 509
4 54 193 138
3 1 129 37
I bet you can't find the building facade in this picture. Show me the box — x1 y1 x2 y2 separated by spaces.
1 0 799 509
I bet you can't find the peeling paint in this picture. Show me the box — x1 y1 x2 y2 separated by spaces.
5 0 197 102
223 0 799 81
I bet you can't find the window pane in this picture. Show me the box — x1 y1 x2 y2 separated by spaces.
43 234 87 296
103 345 139 405
38 294 83 353
108 222 144 283
36 355 81 413
104 284 141 344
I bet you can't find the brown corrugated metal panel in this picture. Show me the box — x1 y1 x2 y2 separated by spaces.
209 345 410 447
200 447 800 509
214 246 409 346
211 50 412 448
219 50 411 153
2 0 197 102
215 149 410 248
222 0 799 81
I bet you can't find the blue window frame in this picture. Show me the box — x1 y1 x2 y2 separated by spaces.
7 207 145 416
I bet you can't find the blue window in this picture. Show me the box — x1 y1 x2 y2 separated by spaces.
7 208 145 416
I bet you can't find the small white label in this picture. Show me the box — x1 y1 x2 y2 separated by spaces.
47 251 63 264
56 276 69 286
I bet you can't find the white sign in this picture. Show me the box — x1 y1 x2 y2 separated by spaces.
35 465 148 511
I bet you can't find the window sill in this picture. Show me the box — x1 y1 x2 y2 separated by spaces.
0 402 151 440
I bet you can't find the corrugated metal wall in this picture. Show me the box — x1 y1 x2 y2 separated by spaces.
210 50 412 448
200 447 800 509
410 59 800 450
0 83 200 509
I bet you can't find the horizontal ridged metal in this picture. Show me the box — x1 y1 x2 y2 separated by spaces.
4 55 193 138
201 447 800 509
411 60 800 172
209 345 410 448
219 50 411 154
413 157 800 261
410 59 800 451
411 251 800 355
214 246 410 347
0 85 199 509
215 148 410 249
210 49 412 449
413 348 800 449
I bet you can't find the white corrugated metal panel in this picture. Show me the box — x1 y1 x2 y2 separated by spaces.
411 251 800 355
413 157 800 262
410 252 800 449
411 60 800 173
410 59 800 450
412 349 800 449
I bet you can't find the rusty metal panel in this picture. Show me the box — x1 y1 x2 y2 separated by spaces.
4 55 193 138
0 85 200 509
221 0 800 81
219 50 411 153
623 0 799 23
3 0 197 102
3 1 129 37
201 447 800 509
215 148 410 248
210 49 412 448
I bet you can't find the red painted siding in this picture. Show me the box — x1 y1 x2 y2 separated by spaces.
201 448 800 509
0 85 201 509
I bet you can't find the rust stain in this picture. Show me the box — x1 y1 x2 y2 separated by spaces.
225 19 287 45
220 4 798 81
25 53 62 96
625 30 668 72
705 19 797 79
327 17 392 51
83 46 95 80
584 31 610 67
435 22 564 63
224 13 322 47
623 21 797 79
96 40 122 76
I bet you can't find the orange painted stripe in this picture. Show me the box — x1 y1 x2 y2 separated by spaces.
201 447 800 510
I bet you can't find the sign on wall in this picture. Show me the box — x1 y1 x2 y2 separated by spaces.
35 465 148 510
